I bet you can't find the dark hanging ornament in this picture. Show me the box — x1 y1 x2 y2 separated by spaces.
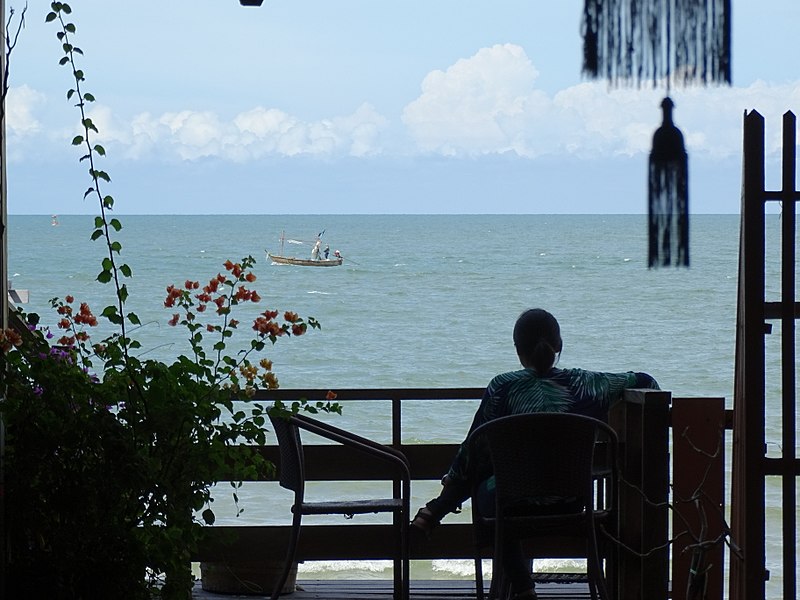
581 0 731 88
649 97 688 268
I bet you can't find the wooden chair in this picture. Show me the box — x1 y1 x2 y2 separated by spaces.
268 412 411 600
468 412 619 600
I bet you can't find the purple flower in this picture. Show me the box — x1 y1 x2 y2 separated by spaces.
33 385 43 397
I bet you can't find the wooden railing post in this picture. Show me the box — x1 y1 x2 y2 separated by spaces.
609 388 671 600
671 396 726 600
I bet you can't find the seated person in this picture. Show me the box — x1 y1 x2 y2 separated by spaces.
412 308 659 599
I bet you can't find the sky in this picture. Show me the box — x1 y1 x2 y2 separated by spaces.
4 0 800 214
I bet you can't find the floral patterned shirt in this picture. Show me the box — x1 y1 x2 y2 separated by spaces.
447 367 659 482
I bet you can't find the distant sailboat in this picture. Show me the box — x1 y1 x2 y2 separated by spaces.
51 215 59 226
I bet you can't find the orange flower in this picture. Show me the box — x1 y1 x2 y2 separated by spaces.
250 291 261 303
65 295 74 303
0 328 22 352
253 317 282 337
223 260 234 271
263 309 278 320
284 311 299 323
168 314 180 326
206 325 215 333
259 358 273 371
58 318 71 329
326 390 338 401
262 371 278 389
196 304 207 313
245 272 256 283
291 323 306 336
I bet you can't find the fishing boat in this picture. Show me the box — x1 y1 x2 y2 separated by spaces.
267 231 344 267
267 254 343 267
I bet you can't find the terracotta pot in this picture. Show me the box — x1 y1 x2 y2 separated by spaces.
200 561 298 595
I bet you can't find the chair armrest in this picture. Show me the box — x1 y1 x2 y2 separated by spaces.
291 413 411 481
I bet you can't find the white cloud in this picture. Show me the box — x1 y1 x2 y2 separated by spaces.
7 59 800 165
402 44 800 160
6 85 45 135
108 103 387 161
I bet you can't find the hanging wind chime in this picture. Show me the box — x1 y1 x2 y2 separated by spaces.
581 0 731 267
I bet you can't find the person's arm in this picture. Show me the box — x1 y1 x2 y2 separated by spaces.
445 386 494 482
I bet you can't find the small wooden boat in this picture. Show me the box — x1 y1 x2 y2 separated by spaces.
267 254 343 267
267 230 344 267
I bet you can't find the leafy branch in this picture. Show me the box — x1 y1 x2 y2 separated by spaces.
47 2 138 361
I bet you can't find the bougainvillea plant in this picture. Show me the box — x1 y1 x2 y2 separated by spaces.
0 4 339 599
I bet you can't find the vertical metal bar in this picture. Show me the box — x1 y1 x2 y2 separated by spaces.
780 111 797 600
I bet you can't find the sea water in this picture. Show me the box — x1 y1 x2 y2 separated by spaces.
6 214 795 594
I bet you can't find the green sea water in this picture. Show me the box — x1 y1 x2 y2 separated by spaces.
6 213 794 595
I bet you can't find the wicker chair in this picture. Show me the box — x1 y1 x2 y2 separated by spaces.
268 412 411 600
468 412 618 600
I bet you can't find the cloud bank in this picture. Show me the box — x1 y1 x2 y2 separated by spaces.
7 44 800 163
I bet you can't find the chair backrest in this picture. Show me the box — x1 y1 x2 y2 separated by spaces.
268 413 305 494
469 412 615 515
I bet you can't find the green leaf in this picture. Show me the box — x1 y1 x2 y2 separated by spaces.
97 270 112 284
103 196 114 208
119 285 128 303
120 264 132 277
56 31 65 40
58 56 69 66
213 341 226 352
94 144 106 156
101 306 118 318
62 4 72 14
94 216 104 227
65 23 76 33
102 257 113 271
127 312 141 325
74 69 84 81
110 241 122 253
73 47 83 55
83 186 94 198
79 154 90 162
71 135 83 145
201 509 215 526
62 43 72 53
66 88 75 99
45 12 57 22
109 218 122 231
96 171 111 183
90 229 103 241
83 92 95 102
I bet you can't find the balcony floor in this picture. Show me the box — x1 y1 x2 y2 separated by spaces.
193 576 593 599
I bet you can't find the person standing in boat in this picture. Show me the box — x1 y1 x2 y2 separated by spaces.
311 239 322 260
324 244 330 259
